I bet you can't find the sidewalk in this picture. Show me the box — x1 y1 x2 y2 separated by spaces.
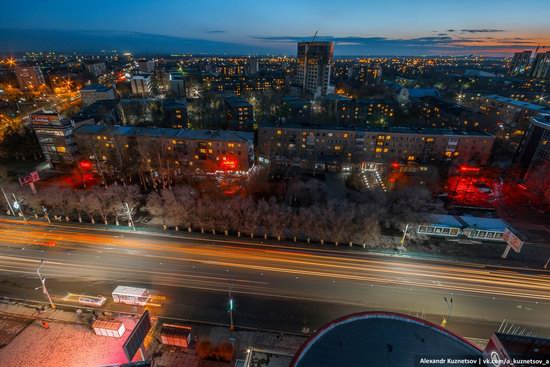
0 300 136 367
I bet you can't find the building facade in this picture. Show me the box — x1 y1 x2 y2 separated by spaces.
130 74 152 96
225 96 254 123
31 111 78 166
508 51 532 76
73 125 254 173
169 72 186 98
162 99 188 129
296 41 334 98
137 59 155 74
348 63 382 86
258 122 494 172
84 61 107 77
530 51 550 80
515 114 550 201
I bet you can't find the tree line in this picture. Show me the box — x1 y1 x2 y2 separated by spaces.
1 181 442 247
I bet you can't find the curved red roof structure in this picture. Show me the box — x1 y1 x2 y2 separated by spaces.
291 311 482 367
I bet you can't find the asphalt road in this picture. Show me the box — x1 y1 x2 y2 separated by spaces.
0 217 549 340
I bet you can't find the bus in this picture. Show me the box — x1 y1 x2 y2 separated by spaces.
78 294 106 307
112 286 150 306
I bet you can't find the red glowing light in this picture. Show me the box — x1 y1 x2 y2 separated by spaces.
391 162 400 169
79 160 92 170
220 157 237 170
459 165 480 173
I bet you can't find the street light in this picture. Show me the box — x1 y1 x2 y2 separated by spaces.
11 193 26 221
441 297 453 328
36 260 56 309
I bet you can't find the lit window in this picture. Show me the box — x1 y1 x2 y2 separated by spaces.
56 146 66 152
408 156 415 161
334 145 341 151
277 130 282 135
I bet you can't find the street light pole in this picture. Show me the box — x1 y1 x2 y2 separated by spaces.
37 260 56 309
1 187 15 216
11 193 26 221
441 297 453 328
228 288 235 331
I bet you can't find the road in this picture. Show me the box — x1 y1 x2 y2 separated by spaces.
0 217 549 339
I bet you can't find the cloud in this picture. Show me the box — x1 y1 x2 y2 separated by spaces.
0 29 266 54
206 30 226 34
447 29 456 33
252 34 541 55
460 29 505 33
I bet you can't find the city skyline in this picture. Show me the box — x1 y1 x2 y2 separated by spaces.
2 0 550 56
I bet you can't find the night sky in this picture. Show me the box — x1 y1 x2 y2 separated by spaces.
2 0 549 55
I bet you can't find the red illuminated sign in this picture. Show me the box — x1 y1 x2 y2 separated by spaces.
459 165 480 173
220 157 238 170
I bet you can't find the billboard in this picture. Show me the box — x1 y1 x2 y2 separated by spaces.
31 114 59 125
502 228 524 253
123 310 152 362
19 171 40 186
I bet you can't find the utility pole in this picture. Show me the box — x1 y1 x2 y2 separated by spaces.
36 260 55 309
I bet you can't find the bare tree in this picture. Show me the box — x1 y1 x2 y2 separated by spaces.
42 186 73 221
146 191 167 229
110 185 142 227
240 198 260 238
91 187 116 225
81 193 101 224
172 186 196 231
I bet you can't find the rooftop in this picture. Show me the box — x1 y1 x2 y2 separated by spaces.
74 124 253 142
225 96 252 108
531 113 550 129
484 95 550 112
291 312 481 367
81 84 112 93
260 121 494 137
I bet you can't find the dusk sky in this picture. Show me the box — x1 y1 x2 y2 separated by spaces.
2 0 550 55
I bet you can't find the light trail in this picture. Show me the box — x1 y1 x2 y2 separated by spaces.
1 219 550 305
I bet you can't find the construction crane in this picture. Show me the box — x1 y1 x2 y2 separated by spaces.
311 30 318 43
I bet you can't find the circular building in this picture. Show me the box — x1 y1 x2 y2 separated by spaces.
291 311 482 367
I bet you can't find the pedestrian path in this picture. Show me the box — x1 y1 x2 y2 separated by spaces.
0 300 82 324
